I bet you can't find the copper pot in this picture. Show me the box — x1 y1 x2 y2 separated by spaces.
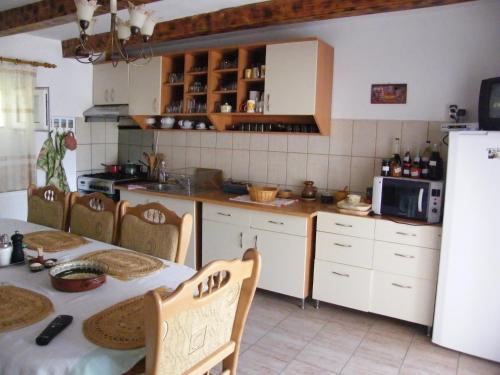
101 163 121 174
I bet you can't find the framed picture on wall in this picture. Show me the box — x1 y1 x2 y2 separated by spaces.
33 87 50 130
371 84 407 104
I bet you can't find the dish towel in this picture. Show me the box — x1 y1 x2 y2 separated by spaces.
37 131 69 192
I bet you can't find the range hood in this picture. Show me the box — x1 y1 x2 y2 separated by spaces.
83 105 130 122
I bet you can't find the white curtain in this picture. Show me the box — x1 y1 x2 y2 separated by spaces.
0 62 36 192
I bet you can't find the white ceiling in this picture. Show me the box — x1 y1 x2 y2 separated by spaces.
0 0 40 11
27 0 265 41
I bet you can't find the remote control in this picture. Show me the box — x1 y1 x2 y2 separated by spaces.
35 315 73 346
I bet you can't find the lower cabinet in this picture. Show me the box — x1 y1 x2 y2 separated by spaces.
202 203 310 299
119 190 198 269
313 212 441 326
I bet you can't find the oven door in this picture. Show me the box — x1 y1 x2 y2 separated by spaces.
380 179 429 220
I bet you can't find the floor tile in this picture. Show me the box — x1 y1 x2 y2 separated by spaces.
457 354 500 375
254 326 310 362
282 360 337 374
242 316 276 345
276 314 327 340
238 345 288 374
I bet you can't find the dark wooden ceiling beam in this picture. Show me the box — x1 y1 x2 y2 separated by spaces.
0 0 160 37
61 0 473 58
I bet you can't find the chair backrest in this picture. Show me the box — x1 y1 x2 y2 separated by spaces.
144 249 261 375
119 202 193 264
69 192 124 244
27 184 70 230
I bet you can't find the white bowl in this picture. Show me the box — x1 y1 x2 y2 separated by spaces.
145 117 156 125
347 194 361 205
161 117 175 126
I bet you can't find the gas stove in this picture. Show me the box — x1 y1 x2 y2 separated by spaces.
77 172 141 200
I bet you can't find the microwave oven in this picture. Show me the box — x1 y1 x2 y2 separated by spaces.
372 176 443 223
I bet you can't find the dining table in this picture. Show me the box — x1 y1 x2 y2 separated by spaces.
0 218 196 375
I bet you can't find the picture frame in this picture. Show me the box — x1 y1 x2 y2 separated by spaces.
33 87 50 130
371 84 407 104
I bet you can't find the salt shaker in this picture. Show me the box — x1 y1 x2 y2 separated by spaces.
10 231 24 264
0 234 13 266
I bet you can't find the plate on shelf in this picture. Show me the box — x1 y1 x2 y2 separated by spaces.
337 199 372 212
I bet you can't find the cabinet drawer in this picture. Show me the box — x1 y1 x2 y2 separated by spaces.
373 241 439 280
313 260 371 311
316 232 373 269
250 211 307 237
375 220 442 249
203 204 250 226
371 271 436 326
317 212 375 239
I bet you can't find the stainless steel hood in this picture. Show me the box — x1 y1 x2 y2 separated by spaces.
83 105 130 122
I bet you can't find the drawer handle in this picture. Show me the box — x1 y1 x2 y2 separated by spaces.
332 271 350 277
394 252 415 259
334 242 352 248
217 212 231 217
268 220 284 225
395 231 416 237
335 222 352 228
392 282 412 289
240 232 243 248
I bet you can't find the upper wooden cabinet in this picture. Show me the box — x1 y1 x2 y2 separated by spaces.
93 63 129 105
128 56 163 116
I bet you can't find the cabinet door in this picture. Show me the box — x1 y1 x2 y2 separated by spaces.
264 41 318 115
93 63 129 105
128 56 162 115
251 229 307 298
202 220 250 266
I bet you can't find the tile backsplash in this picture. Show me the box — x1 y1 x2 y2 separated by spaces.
117 119 447 194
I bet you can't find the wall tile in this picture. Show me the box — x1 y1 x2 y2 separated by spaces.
142 131 154 149
233 133 250 150
350 157 375 193
374 158 383 177
216 149 232 179
328 155 351 191
171 146 186 169
91 122 106 144
186 132 201 148
156 131 171 146
307 154 329 189
267 152 287 185
249 151 268 183
128 145 143 164
352 120 377 157
402 121 429 154
200 148 216 169
286 153 307 186
118 144 129 163
330 119 353 156
268 135 288 152
308 136 330 155
76 118 91 144
288 135 308 153
76 144 91 171
118 129 129 145
128 130 143 146
216 133 233 149
91 144 106 170
231 150 250 181
200 132 217 148
250 134 269 151
185 147 201 168
105 122 119 143
172 132 187 147
376 120 402 158
105 144 118 164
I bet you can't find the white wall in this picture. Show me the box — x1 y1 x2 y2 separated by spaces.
153 0 500 121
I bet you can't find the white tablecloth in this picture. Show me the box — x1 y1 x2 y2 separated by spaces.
0 219 196 375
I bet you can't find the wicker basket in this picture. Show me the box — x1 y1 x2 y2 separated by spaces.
247 185 278 202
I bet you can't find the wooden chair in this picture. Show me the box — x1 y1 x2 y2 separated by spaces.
69 192 125 244
119 202 193 264
143 249 261 375
27 184 70 231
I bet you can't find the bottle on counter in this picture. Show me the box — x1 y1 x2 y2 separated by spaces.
420 141 432 179
410 149 421 178
402 149 412 178
428 143 444 180
381 159 391 176
390 137 402 177
158 161 168 183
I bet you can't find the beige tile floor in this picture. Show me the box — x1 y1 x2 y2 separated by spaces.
231 291 500 375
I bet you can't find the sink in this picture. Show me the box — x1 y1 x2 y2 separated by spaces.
144 183 185 193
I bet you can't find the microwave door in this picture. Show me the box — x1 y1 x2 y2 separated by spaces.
381 179 429 220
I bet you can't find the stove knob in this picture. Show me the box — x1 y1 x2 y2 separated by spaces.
432 208 438 213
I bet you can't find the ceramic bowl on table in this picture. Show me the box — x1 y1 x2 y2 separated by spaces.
49 260 107 292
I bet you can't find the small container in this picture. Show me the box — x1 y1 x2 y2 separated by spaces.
244 68 252 79
0 234 13 266
29 262 44 273
220 103 232 113
301 181 317 200
381 159 390 176
251 66 260 79
260 64 266 78
320 191 334 204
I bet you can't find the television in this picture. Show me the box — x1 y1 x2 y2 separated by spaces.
479 76 500 130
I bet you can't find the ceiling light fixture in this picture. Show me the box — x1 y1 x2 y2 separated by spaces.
74 0 158 66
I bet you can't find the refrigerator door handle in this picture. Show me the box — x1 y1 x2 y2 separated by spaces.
418 188 424 212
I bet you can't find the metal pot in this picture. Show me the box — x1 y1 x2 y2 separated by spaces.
101 163 121 174
122 162 141 176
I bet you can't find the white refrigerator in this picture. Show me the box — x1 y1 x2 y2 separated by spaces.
432 131 500 362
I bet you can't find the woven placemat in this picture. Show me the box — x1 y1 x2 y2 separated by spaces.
78 249 166 280
83 287 172 350
24 230 89 252
0 285 54 333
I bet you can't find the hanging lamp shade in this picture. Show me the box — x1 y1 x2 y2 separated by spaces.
74 0 100 23
117 18 132 41
128 2 148 34
141 14 158 37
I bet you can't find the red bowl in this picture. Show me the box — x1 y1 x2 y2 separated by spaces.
49 260 107 292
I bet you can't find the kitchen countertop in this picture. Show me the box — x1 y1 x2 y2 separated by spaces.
116 184 441 226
